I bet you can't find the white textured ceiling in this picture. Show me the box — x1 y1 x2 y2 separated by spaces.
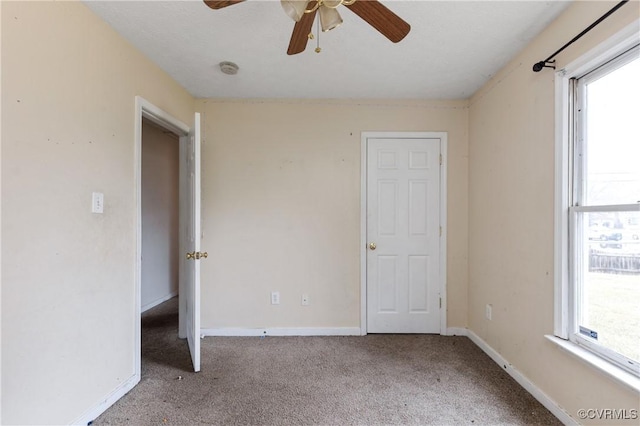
83 0 571 99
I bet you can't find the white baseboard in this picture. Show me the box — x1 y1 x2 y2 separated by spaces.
141 291 177 313
201 327 362 337
445 327 468 336
72 373 140 426
466 330 577 426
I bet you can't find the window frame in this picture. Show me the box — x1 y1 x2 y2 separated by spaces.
553 20 640 386
569 203 640 374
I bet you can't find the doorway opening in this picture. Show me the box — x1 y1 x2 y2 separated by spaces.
140 118 191 370
141 118 180 314
134 96 202 382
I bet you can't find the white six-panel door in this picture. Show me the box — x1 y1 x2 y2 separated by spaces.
366 137 441 333
184 113 201 372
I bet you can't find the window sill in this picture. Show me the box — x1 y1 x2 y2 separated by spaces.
545 335 640 393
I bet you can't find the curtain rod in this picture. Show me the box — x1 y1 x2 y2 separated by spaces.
532 0 629 72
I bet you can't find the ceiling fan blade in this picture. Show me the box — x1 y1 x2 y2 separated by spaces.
345 0 410 43
287 2 318 55
203 0 245 10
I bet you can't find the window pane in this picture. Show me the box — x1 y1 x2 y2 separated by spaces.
578 211 640 363
584 57 640 205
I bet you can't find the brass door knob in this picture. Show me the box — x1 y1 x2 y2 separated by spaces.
186 252 195 260
369 242 377 250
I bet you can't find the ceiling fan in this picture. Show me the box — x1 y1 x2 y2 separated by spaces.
203 0 411 55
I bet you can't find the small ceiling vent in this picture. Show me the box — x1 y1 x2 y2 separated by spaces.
219 61 239 75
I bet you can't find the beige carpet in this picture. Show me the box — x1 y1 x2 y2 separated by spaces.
94 298 560 425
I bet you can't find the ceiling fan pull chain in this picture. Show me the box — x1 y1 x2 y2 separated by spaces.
315 16 322 53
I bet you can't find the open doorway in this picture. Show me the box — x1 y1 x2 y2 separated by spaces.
134 97 202 378
141 118 180 313
140 118 187 371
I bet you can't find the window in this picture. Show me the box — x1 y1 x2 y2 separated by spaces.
555 32 640 382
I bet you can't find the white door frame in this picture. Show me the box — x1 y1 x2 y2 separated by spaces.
134 96 190 378
360 132 448 335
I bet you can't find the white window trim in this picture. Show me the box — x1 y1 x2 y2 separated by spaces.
552 19 640 392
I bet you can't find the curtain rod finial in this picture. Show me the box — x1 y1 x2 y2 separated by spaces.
532 60 556 72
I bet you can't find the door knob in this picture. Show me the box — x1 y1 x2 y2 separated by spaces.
186 252 195 260
369 242 376 250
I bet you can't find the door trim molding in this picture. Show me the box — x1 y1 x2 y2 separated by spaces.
359 132 448 335
134 96 189 378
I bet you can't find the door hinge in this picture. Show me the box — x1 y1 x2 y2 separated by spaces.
439 297 442 309
439 154 443 165
439 226 442 237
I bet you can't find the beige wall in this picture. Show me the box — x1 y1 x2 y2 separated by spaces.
141 120 180 311
468 1 640 424
1 2 194 424
0 3 4 421
7 0 636 424
196 99 469 330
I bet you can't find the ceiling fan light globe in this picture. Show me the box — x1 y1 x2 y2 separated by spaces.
319 6 342 32
281 0 309 22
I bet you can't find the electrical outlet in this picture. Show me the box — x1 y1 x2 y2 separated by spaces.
301 294 309 306
91 192 104 214
485 304 493 321
271 291 280 305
